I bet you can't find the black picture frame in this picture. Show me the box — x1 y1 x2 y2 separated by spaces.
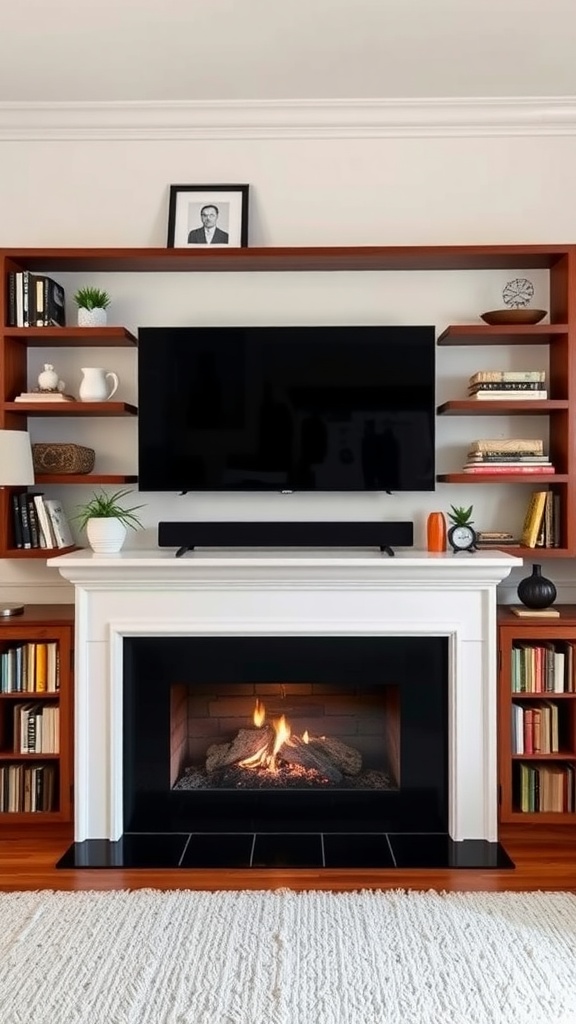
167 184 249 248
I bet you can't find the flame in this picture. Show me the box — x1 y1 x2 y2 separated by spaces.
302 730 310 744
239 713 292 773
253 698 266 728
272 714 291 756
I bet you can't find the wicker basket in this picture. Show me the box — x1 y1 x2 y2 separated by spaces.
32 443 95 475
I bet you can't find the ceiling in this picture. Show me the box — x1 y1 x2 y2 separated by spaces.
1 0 575 104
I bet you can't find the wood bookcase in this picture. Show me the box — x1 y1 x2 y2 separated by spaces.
0 604 73 825
498 604 576 823
1 243 576 558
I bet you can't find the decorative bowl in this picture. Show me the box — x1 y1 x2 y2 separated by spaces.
480 309 547 326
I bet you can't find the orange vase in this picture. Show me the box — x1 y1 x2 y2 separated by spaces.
427 511 447 552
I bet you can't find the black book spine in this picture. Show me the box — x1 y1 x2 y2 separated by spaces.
7 272 16 326
17 493 32 549
25 495 41 548
11 493 23 548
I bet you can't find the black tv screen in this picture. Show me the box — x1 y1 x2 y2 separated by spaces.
137 326 436 492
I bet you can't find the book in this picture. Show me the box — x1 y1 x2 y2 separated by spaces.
510 606 561 618
469 439 544 453
462 465 554 474
14 393 74 402
469 390 548 400
43 499 74 548
469 370 546 383
33 275 66 327
521 490 548 547
466 454 549 461
468 381 546 392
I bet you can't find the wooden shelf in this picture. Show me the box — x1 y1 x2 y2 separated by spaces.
2 243 572 273
2 326 137 346
437 400 568 415
35 474 137 485
3 545 78 559
498 606 576 824
437 473 567 484
4 401 137 416
0 607 73 825
438 324 568 345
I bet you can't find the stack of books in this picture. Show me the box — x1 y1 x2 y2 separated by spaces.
7 271 66 328
467 370 547 400
462 438 554 475
521 489 560 548
475 531 519 547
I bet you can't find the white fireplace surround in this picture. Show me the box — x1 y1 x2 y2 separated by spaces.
49 548 521 844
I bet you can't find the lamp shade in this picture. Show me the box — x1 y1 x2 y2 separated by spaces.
0 430 35 486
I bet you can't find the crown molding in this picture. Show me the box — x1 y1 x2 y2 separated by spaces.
0 97 575 141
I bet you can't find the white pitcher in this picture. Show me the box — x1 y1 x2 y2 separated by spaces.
79 367 119 402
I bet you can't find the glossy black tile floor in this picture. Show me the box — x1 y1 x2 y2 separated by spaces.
56 833 515 870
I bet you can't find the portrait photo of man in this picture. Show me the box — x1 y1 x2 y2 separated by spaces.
187 203 229 245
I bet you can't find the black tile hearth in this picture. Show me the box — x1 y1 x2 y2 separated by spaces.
252 833 324 868
180 833 255 868
388 834 515 869
56 833 515 870
323 833 396 868
56 833 189 869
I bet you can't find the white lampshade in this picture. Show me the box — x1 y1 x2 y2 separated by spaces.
0 430 35 486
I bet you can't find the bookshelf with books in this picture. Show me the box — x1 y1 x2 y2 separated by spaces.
1 243 576 559
0 605 73 824
498 605 576 823
0 260 138 557
437 268 575 555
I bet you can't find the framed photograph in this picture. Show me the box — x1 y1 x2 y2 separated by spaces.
167 184 249 248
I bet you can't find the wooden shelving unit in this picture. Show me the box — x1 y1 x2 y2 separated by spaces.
0 605 73 825
498 605 576 824
1 243 576 557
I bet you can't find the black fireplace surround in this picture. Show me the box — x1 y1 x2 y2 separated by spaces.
124 635 448 834
57 634 514 869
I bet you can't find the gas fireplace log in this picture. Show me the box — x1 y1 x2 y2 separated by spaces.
206 726 274 772
282 736 343 783
309 736 362 776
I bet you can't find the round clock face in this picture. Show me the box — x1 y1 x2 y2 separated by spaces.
448 525 476 552
502 277 534 309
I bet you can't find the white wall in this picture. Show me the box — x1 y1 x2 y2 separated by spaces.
2 123 576 603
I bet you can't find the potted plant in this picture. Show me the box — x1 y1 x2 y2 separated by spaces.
72 488 144 553
73 286 111 328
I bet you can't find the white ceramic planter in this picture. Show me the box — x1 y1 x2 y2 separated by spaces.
86 517 127 554
78 307 107 327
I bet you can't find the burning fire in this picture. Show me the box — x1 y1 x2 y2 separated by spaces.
239 702 295 774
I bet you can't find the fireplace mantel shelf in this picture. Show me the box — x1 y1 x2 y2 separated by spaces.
49 547 522 587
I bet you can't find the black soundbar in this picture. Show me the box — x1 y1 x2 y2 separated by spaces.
158 521 413 558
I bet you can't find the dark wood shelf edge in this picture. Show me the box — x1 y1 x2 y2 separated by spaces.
4 401 137 416
2 326 137 346
1 545 78 558
437 401 568 414
437 324 568 345
437 473 567 483
35 474 137 484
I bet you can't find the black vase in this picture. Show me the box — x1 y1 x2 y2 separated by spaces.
517 563 557 609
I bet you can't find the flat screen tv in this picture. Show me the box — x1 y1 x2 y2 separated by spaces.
137 325 436 492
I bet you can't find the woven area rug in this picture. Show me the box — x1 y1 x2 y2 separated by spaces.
1 889 575 1024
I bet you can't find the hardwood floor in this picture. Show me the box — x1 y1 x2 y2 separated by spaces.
0 826 575 892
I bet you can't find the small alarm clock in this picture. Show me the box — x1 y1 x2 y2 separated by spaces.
447 523 477 553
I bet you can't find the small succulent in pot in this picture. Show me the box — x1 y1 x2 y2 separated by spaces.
74 287 111 327
73 287 111 311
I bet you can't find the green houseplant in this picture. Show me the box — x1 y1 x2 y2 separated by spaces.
73 488 144 553
74 287 111 327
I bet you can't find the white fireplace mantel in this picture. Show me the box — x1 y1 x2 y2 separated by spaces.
49 548 521 844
